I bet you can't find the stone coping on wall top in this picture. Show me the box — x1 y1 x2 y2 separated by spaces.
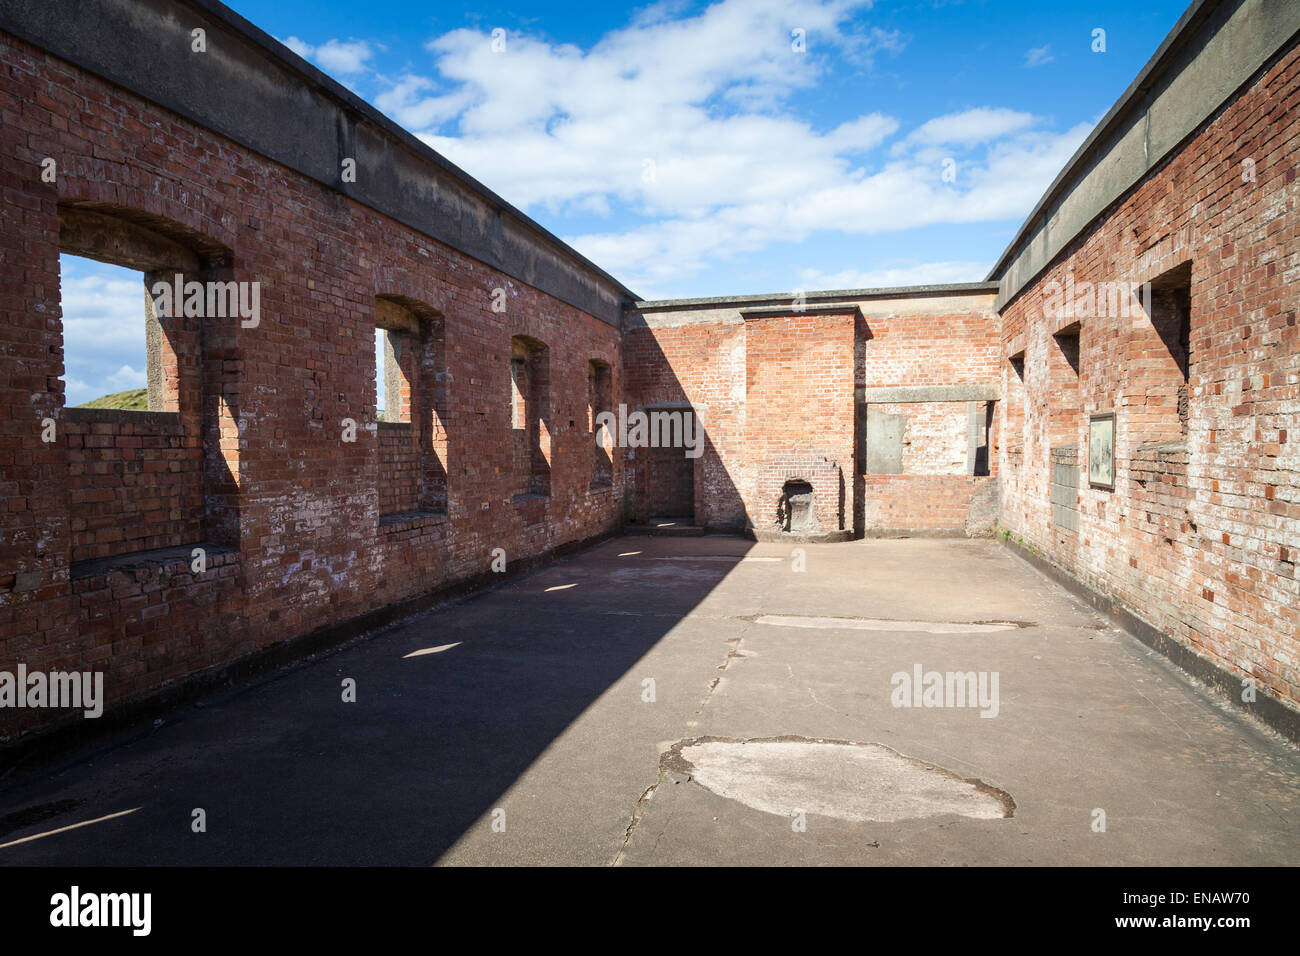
634 282 999 311
738 304 864 320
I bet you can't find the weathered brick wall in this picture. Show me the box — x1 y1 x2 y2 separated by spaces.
621 312 747 529
0 31 624 740
998 42 1300 710
64 408 205 563
870 400 970 475
859 308 1000 387
862 475 997 534
856 297 1001 533
625 292 1001 535
744 310 856 534
377 423 421 516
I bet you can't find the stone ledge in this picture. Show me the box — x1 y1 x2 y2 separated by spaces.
378 509 447 532
69 541 235 581
64 407 181 427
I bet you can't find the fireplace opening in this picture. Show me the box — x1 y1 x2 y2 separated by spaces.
779 480 815 533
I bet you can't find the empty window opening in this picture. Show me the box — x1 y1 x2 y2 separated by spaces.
1009 352 1025 382
57 204 235 563
375 296 448 518
510 335 550 498
1049 323 1081 449
58 254 169 411
589 360 613 486
972 401 994 477
375 300 416 425
1136 260 1192 444
1003 350 1028 462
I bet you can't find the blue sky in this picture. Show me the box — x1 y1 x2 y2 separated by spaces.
63 0 1189 403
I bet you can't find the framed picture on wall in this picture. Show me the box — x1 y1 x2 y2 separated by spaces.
1088 413 1115 490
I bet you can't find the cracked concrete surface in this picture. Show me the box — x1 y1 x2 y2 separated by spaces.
0 536 1296 866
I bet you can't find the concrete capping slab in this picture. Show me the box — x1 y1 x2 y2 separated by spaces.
856 385 1001 403
988 0 1300 309
635 282 999 312
0 523 621 763
999 534 1300 743
739 304 863 321
0 0 636 326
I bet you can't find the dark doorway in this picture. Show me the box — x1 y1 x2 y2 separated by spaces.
647 444 694 520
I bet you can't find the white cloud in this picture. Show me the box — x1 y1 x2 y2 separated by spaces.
58 257 148 405
566 119 1091 288
315 39 375 75
278 36 375 76
1024 45 1053 68
900 107 1037 151
316 0 1091 291
282 35 314 59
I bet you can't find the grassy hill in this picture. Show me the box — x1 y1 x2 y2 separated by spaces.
78 388 148 410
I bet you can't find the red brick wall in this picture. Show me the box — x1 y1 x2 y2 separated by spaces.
64 409 205 563
745 311 856 533
622 314 747 528
625 294 1001 534
862 475 996 533
998 42 1300 710
859 309 1000 388
0 32 624 740
870 400 971 475
378 423 421 516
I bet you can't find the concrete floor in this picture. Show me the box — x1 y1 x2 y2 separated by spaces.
0 536 1296 866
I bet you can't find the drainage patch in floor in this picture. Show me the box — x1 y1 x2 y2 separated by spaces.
662 736 1014 822
754 614 1029 633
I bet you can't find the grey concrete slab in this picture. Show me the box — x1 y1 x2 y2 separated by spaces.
0 537 1295 866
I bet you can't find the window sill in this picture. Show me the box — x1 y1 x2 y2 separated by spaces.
379 509 447 532
65 407 181 427
70 541 234 581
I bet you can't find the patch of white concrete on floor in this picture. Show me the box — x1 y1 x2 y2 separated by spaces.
676 739 1013 822
755 614 1020 633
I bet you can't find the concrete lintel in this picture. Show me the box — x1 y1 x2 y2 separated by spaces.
739 304 863 321
856 385 1001 403
637 282 999 312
